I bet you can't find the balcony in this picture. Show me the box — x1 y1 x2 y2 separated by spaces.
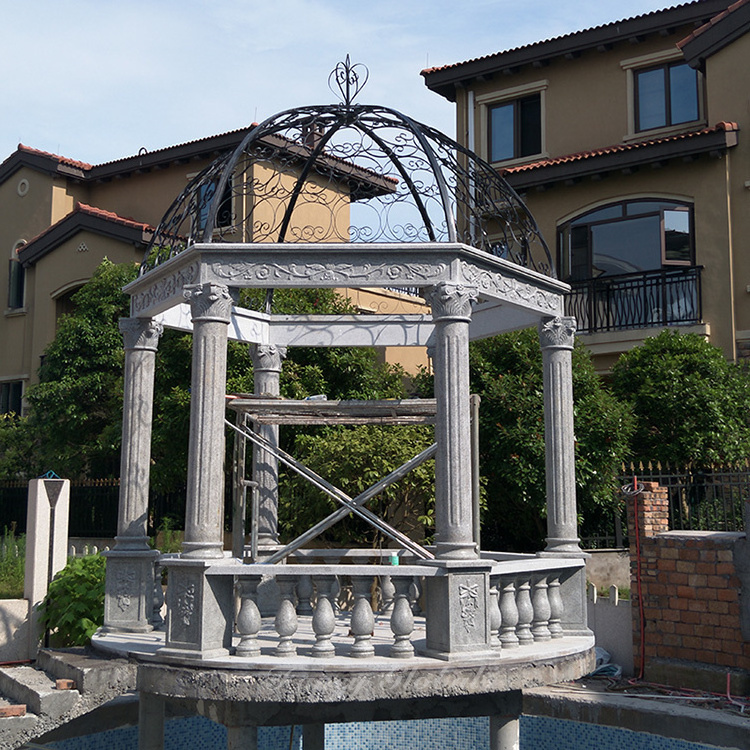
566 266 702 334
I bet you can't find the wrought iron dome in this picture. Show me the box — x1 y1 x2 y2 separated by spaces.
142 58 554 279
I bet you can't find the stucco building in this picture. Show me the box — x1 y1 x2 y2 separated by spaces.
0 130 428 416
423 0 749 371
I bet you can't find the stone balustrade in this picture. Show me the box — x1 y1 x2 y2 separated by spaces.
155 555 587 662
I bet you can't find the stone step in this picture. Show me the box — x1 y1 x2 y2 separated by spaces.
0 665 79 720
36 647 137 695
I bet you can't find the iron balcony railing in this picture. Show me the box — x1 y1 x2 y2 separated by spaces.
566 266 702 334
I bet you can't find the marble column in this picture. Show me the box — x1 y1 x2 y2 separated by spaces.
425 282 478 560
538 316 582 555
182 283 234 559
103 318 162 633
249 343 287 546
489 714 520 750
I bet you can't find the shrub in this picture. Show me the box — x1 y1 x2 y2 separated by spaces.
0 526 25 599
38 554 106 645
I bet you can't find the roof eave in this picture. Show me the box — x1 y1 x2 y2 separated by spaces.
503 127 738 192
679 1 750 70
18 211 152 267
422 0 731 99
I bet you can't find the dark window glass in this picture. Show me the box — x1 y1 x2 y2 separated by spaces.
197 179 233 234
489 93 541 162
7 260 24 309
0 381 23 416
635 62 699 132
559 199 694 280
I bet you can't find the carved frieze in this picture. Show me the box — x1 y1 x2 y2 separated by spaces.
424 282 478 320
539 316 577 350
208 260 448 286
460 261 560 312
119 318 164 351
176 582 196 627
184 283 234 322
130 262 200 314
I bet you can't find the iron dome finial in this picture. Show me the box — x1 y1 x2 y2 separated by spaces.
328 55 369 108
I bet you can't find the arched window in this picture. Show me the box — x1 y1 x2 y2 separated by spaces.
558 199 693 281
7 241 26 310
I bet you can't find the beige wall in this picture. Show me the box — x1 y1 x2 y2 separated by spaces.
454 22 747 368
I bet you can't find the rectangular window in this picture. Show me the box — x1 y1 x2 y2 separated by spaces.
635 62 699 132
0 381 23 416
7 259 24 309
489 93 541 162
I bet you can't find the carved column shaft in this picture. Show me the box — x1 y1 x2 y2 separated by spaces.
250 344 286 545
182 283 233 559
539 316 582 555
116 318 163 548
104 318 162 634
426 283 478 559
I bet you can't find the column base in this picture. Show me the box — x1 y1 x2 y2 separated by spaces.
542 537 585 556
103 549 159 633
435 541 478 559
181 542 225 559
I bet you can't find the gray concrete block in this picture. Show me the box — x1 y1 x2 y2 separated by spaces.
0 666 79 720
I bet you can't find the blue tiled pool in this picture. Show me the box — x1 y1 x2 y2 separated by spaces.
45 714 723 750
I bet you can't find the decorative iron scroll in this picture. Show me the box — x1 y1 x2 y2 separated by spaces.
141 59 554 284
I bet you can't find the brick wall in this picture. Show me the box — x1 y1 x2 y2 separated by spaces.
627 482 750 684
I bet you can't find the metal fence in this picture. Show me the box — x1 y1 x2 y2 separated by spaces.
567 266 702 334
0 480 189 538
582 462 750 549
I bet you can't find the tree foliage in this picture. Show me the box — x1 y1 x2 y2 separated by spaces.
610 330 750 467
416 329 633 552
279 425 435 547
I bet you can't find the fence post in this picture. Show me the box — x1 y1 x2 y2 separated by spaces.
24 478 70 656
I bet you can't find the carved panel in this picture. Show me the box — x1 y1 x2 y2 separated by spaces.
460 261 560 312
184 283 234 322
208 259 448 287
130 262 200 314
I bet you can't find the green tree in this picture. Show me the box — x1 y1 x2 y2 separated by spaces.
24 260 137 478
611 330 750 467
279 424 435 547
416 328 633 552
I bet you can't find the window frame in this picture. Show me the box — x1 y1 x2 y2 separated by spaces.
0 380 23 417
476 81 548 166
487 92 542 163
634 61 700 133
557 198 695 281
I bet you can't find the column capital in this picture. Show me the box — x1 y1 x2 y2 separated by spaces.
539 316 576 350
119 318 163 351
184 282 234 323
249 343 288 372
425 282 478 321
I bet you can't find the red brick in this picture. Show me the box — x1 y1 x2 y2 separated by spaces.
676 585 696 599
707 575 728 588
0 705 26 717
695 562 716 575
676 561 695 573
694 625 715 638
716 562 736 575
704 613 722 626
675 623 694 636
708 601 729 614
662 609 680 621
696 649 718 664
700 549 718 562
718 589 737 602
688 574 708 588
722 639 743 655
649 583 668 597
717 550 734 562
669 573 689 586
683 548 701 561
687 600 709 612
681 610 701 624
661 547 679 560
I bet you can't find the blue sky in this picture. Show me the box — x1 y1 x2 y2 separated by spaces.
1 0 677 164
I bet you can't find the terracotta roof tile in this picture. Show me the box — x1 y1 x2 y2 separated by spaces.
678 0 750 46
421 0 706 76
17 144 93 171
501 123 738 175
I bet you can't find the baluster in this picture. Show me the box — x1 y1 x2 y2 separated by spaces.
311 576 336 658
531 575 552 642
489 580 501 649
296 575 314 616
499 578 519 649
236 578 262 657
151 560 165 629
379 575 395 614
274 578 298 656
389 577 414 658
349 576 375 658
515 578 534 646
409 576 422 615
548 574 564 639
